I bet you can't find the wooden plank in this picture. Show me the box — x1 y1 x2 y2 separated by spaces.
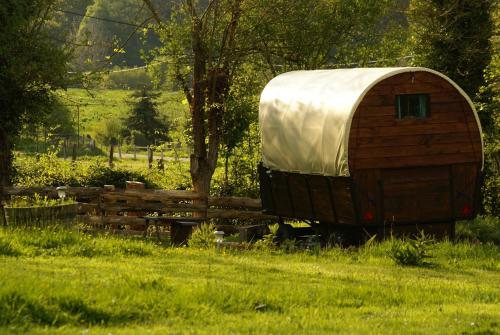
330 179 356 224
354 122 469 138
86 215 206 226
452 163 478 219
351 142 482 160
352 169 380 225
100 203 206 212
352 132 479 148
206 209 276 220
122 189 205 201
307 175 336 222
77 203 99 215
85 215 146 225
288 174 314 219
353 152 480 169
270 172 294 217
207 196 261 209
360 92 464 107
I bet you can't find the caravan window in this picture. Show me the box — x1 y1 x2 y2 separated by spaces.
396 94 429 119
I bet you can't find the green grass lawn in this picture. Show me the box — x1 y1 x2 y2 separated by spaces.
0 227 499 334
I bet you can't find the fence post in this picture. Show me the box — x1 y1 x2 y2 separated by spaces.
63 139 67 160
0 185 6 226
118 144 122 159
133 145 137 160
147 146 153 169
161 145 164 160
109 144 114 168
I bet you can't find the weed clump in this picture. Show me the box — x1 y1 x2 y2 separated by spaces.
388 232 434 266
188 223 216 249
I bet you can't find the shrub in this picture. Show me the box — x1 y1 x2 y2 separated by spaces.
254 224 278 251
188 223 216 249
388 232 434 266
456 215 500 245
82 160 151 188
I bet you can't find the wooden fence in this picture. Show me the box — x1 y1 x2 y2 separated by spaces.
1 183 276 243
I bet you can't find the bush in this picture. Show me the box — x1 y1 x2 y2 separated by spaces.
82 160 151 188
456 215 500 245
388 232 434 266
188 223 216 249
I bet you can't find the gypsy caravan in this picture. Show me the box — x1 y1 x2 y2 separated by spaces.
258 67 483 242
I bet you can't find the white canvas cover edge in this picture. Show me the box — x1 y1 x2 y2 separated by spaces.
259 67 483 177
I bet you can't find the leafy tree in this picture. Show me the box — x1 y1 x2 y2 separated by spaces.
73 0 163 71
124 89 170 145
408 0 495 97
0 0 71 186
246 0 408 73
144 0 408 195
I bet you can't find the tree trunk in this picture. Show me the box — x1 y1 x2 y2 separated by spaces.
0 129 13 187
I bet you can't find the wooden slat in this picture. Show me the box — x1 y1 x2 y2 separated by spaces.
77 203 99 215
353 152 479 169
352 132 479 148
122 189 205 201
100 203 206 212
206 209 276 220
288 174 314 219
351 142 482 160
354 122 469 138
207 196 261 209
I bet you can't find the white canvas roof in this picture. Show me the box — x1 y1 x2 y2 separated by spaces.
259 67 483 176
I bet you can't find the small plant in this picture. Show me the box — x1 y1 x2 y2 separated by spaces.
388 231 435 266
254 224 278 251
188 223 216 249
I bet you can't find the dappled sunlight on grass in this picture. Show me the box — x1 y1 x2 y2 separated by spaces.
0 227 498 334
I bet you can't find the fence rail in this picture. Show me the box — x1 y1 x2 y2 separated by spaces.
1 183 276 243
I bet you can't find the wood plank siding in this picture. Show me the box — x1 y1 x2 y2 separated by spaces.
349 71 481 225
349 72 481 170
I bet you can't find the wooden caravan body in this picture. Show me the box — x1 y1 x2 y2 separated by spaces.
258 68 483 238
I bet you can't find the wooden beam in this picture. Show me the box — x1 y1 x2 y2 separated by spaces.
207 196 261 209
206 209 276 220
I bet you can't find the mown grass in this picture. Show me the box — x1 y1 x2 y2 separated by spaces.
59 88 188 138
0 226 499 334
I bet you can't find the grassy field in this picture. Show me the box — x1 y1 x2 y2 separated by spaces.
58 88 188 137
0 227 499 334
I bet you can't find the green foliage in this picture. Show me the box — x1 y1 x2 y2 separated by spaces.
475 50 499 215
80 160 151 188
457 216 500 245
13 151 81 187
124 89 170 145
92 118 125 146
6 194 75 208
73 0 161 71
245 0 408 70
213 123 261 197
13 153 150 188
254 224 279 251
0 0 71 185
408 0 495 97
388 232 435 266
188 223 216 249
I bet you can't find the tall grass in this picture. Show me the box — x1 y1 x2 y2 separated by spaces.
0 226 498 334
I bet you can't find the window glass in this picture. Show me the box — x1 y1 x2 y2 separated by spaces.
396 94 429 119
